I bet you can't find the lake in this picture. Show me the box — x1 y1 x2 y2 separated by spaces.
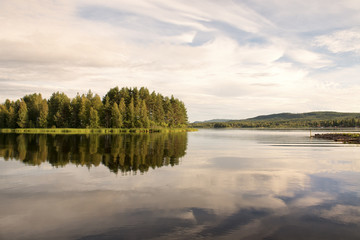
1 129 360 239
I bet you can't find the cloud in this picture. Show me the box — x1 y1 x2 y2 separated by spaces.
285 49 333 69
1 0 360 121
314 28 360 54
243 0 360 32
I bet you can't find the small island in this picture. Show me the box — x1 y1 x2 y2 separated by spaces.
314 133 360 144
0 87 190 133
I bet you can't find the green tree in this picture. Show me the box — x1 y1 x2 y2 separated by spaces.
126 97 135 128
7 105 17 128
23 93 43 127
78 96 88 128
153 94 165 125
111 103 122 128
38 99 48 128
0 105 6 128
89 107 100 128
48 92 71 128
140 100 149 128
101 96 111 128
163 97 174 127
16 99 28 128
134 98 142 128
118 98 126 126
70 94 81 128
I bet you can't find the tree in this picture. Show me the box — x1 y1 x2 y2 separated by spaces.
78 96 88 128
163 97 174 127
70 94 81 128
89 107 100 128
48 92 71 128
111 103 122 128
140 100 149 128
38 99 48 128
23 93 43 127
118 98 126 126
101 96 111 128
153 94 165 125
134 98 142 128
0 105 6 128
91 94 102 111
17 99 28 128
126 97 135 128
104 86 121 105
7 105 17 128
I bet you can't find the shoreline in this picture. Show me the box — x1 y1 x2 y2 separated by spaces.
0 128 197 134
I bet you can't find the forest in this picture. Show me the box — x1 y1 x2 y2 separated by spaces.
0 87 188 129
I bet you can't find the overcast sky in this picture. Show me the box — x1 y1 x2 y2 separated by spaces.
1 0 360 121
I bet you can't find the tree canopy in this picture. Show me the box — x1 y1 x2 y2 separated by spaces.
0 87 188 129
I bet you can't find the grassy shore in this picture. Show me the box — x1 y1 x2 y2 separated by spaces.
0 128 197 134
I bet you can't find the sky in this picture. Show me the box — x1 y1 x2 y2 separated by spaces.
1 0 360 122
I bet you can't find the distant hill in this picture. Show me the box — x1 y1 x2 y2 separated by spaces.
195 112 360 123
191 111 360 128
193 119 233 124
244 111 360 121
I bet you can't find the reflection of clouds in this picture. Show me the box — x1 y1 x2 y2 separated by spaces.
320 205 360 224
1 130 360 239
1 157 360 239
290 192 334 207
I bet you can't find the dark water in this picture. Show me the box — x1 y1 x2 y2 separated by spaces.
0 129 360 240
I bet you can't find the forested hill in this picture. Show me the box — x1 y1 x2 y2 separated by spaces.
246 111 360 121
0 87 188 129
192 111 360 128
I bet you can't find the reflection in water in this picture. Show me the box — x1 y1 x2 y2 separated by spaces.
1 130 360 239
0 133 187 174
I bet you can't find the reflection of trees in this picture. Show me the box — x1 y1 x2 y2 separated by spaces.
0 133 187 174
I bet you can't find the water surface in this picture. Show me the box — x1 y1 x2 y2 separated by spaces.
1 129 360 239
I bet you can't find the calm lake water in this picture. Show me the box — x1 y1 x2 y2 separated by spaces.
1 129 360 240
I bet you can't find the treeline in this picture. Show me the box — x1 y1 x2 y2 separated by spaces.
192 118 360 129
0 87 188 129
0 133 187 174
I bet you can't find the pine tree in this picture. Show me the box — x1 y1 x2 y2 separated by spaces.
0 105 6 128
70 94 81 128
89 107 100 128
111 102 122 128
7 105 17 128
17 100 28 128
48 92 71 128
38 99 48 128
118 98 126 126
140 100 150 128
78 96 88 128
101 96 111 128
163 97 174 127
135 98 142 128
23 93 43 128
126 97 135 128
153 94 165 125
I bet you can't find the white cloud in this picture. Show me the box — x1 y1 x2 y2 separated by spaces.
0 0 360 120
286 49 333 68
314 28 360 54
